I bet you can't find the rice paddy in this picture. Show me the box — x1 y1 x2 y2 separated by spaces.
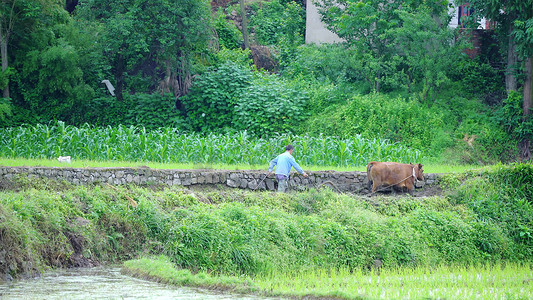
124 256 533 300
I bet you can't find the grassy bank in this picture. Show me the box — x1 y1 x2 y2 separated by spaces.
0 163 531 297
123 255 532 299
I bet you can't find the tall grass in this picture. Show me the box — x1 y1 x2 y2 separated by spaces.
0 121 421 166
2 168 531 279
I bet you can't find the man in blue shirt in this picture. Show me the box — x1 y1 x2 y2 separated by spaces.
268 145 308 192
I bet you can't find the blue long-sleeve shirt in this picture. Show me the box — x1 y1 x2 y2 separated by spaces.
268 152 304 177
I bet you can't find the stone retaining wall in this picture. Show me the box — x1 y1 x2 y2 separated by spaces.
0 166 440 194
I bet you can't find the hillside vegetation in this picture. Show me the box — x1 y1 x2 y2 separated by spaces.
1 0 532 164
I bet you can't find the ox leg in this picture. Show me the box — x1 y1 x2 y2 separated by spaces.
408 184 415 196
371 180 380 195
391 185 397 196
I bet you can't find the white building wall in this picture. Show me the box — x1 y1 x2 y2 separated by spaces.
305 0 343 44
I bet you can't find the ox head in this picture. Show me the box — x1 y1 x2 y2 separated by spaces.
415 163 424 181
410 163 424 181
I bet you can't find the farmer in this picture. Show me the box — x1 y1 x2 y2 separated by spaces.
268 145 308 192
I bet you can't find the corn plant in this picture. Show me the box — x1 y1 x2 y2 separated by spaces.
0 122 422 166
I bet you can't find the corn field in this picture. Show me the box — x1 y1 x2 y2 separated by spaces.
0 122 422 166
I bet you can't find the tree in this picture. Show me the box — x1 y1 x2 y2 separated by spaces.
386 9 460 105
14 16 99 124
76 0 151 101
0 0 43 99
316 0 456 94
462 0 533 159
314 0 401 92
76 0 212 101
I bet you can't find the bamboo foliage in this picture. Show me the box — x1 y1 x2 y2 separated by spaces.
0 122 422 166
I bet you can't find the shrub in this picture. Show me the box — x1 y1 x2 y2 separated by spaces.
0 98 13 127
83 93 184 130
234 74 309 135
280 44 357 85
214 9 243 50
448 57 504 101
84 96 132 127
182 62 252 132
445 164 533 259
249 0 305 46
124 93 184 130
341 93 445 153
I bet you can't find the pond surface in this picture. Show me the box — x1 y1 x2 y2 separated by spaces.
0 267 279 300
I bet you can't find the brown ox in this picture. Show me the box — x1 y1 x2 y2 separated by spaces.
366 161 424 195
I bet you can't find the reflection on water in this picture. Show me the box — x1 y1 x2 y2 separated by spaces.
0 267 279 300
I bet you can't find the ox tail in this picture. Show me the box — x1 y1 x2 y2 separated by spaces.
366 162 374 191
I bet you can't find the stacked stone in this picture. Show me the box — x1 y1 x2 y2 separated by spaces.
0 167 440 193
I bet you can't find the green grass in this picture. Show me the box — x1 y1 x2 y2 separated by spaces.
123 256 533 300
0 157 481 173
3 164 530 285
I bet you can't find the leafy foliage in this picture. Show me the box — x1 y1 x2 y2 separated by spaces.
125 93 184 129
494 91 533 145
249 0 305 46
214 9 243 50
234 74 309 135
9 11 99 125
448 57 504 101
0 98 12 126
182 62 252 132
446 164 533 259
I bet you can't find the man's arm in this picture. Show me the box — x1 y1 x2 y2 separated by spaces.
289 156 307 176
268 156 279 172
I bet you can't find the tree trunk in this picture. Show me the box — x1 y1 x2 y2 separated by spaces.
521 56 532 160
239 0 249 49
524 56 532 117
114 53 124 101
506 23 518 92
158 61 180 98
0 27 9 99
176 52 192 97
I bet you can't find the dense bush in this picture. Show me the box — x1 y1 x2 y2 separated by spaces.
249 0 305 46
301 93 447 153
280 44 359 86
448 57 504 101
83 93 184 130
300 92 518 163
234 74 309 135
494 91 533 147
214 9 243 50
182 62 252 132
124 93 184 129
445 163 533 259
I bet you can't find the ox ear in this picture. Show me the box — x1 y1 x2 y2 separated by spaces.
418 164 423 169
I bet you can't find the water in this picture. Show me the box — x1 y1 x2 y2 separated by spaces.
0 267 279 300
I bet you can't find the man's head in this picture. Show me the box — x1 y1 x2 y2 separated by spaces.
285 144 294 154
